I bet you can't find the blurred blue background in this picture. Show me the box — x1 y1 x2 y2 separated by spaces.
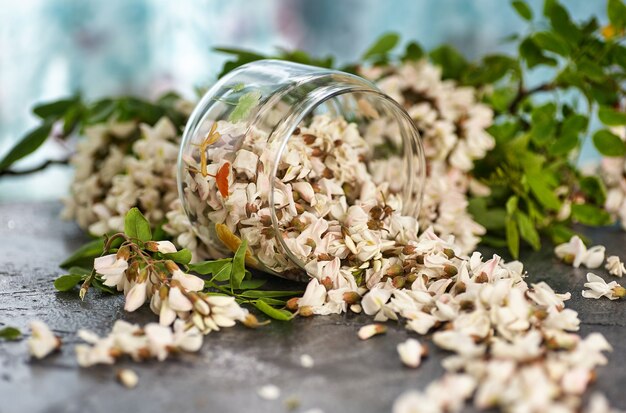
0 0 606 201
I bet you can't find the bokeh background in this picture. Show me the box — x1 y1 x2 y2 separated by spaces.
0 0 606 201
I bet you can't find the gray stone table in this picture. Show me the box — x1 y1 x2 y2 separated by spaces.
0 202 624 413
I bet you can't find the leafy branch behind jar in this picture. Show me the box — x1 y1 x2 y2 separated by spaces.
2 0 626 260
212 0 626 258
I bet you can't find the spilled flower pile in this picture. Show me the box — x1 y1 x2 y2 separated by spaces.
362 59 494 253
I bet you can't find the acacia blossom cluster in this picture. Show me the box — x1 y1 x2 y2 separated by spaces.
75 319 203 367
92 240 252 335
362 60 495 253
60 99 210 261
600 126 626 229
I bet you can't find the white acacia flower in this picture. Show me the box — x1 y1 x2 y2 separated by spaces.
28 320 61 359
397 338 424 368
116 368 139 389
154 240 177 254
358 323 387 340
605 255 626 277
94 254 128 289
582 273 624 300
172 270 205 292
124 282 148 312
554 236 605 269
173 320 203 352
257 384 280 400
168 286 193 312
554 236 587 268
392 390 440 413
300 354 314 368
361 287 392 316
298 278 327 310
584 246 606 269
527 282 571 309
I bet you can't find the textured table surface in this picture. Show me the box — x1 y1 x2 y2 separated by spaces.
0 202 624 413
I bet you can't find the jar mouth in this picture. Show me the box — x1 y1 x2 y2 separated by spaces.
267 82 425 273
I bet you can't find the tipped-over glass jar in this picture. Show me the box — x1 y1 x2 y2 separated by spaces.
178 60 425 281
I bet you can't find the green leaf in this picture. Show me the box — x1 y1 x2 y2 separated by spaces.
429 45 468 79
579 176 607 205
527 173 561 210
228 91 261 123
516 211 540 250
550 114 587 155
506 216 520 259
571 204 612 226
33 97 77 119
252 297 286 306
0 121 53 171
212 263 233 282
577 59 605 82
253 300 294 321
402 41 424 62
547 2 580 42
506 195 519 215
362 33 400 60
530 102 557 145
91 275 118 295
467 197 506 230
230 239 248 290
593 130 626 156
598 106 626 126
188 258 232 275
67 266 92 276
124 207 152 242
237 279 267 290
54 274 83 292
60 238 105 270
239 290 303 299
164 248 192 265
532 31 570 56
512 0 533 20
0 327 21 341
608 0 626 30
519 38 558 68
547 223 579 245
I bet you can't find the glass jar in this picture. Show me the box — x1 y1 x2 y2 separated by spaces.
177 60 425 281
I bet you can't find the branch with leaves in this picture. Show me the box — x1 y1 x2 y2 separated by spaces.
56 208 301 323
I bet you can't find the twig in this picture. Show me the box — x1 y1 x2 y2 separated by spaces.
507 82 556 113
0 158 70 177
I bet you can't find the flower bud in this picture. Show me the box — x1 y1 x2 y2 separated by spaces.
193 297 211 316
144 241 159 252
299 306 314 317
343 291 361 304
612 286 626 298
321 277 334 291
117 246 131 261
242 313 266 328
444 264 458 277
286 297 300 312
443 248 456 259
358 323 387 340
164 260 179 273
392 276 406 289
386 264 403 277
